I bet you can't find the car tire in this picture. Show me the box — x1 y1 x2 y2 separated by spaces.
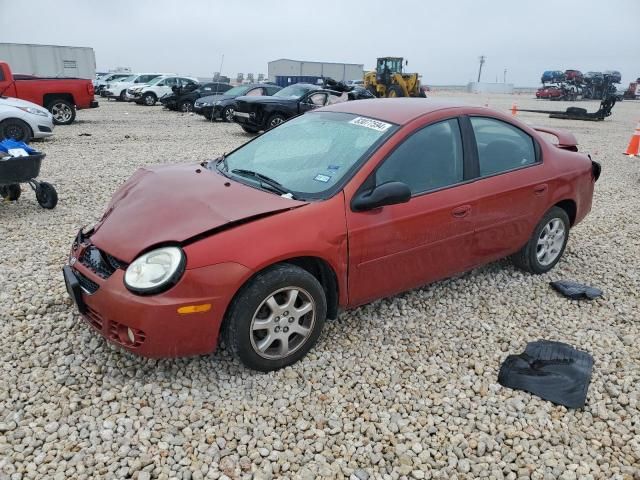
387 85 405 98
0 184 21 201
48 99 76 125
119 90 127 101
267 113 286 129
223 264 327 372
0 118 32 142
511 206 570 274
179 100 193 112
142 93 157 106
366 85 378 98
241 126 259 134
222 106 235 122
35 182 58 209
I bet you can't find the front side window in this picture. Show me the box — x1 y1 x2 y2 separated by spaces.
376 118 464 195
273 84 317 99
219 112 396 198
470 117 537 177
307 93 327 106
246 87 264 96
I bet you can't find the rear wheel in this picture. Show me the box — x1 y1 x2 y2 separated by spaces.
241 126 259 134
35 182 58 209
387 85 404 97
49 99 76 125
0 118 32 142
0 184 21 201
223 264 327 371
512 207 569 274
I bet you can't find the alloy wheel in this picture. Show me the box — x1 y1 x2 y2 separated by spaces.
225 107 235 122
250 287 316 360
536 218 566 266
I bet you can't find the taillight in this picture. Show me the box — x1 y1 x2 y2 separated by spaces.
87 83 94 95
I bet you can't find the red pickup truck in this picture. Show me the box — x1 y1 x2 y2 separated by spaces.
0 61 98 125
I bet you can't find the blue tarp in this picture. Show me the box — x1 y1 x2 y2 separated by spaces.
0 139 37 155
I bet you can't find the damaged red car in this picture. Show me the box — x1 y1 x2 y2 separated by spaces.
63 99 600 371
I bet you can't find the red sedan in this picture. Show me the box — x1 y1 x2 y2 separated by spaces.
63 99 600 371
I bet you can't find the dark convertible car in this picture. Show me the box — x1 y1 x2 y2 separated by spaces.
233 83 373 133
160 82 233 112
193 83 282 121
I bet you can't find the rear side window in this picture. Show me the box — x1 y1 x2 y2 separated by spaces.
376 118 464 195
470 117 536 177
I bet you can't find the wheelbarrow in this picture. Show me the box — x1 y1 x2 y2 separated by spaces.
0 152 58 209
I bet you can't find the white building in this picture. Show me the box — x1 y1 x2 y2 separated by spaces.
268 58 364 86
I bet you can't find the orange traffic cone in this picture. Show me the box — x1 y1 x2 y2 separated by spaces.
511 103 518 116
624 121 640 156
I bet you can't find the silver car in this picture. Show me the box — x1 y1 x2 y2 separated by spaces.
0 97 54 142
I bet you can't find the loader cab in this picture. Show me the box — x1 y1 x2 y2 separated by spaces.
376 57 404 85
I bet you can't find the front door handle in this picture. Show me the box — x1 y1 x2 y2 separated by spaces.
452 205 471 218
534 184 548 195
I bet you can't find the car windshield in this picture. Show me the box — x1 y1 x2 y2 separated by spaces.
273 84 315 99
221 112 396 198
148 77 168 86
117 75 136 83
224 85 251 96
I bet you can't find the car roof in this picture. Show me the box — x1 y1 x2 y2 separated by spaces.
318 98 467 125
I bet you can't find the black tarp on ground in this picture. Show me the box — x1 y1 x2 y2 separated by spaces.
498 340 593 408
550 280 603 300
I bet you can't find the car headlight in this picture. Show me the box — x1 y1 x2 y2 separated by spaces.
124 246 185 294
16 106 49 117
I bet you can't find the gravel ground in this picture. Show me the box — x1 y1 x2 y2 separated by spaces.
1 94 639 480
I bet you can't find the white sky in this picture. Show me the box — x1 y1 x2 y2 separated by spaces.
1 0 638 86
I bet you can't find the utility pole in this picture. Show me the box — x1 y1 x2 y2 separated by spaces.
477 55 486 83
504 68 507 83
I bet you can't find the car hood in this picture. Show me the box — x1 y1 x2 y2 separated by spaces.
0 96 47 110
90 163 307 262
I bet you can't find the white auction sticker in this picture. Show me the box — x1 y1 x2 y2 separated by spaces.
349 117 392 132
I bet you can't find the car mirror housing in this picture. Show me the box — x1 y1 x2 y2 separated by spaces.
351 181 411 212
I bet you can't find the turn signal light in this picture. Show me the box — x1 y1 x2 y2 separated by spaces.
177 304 212 314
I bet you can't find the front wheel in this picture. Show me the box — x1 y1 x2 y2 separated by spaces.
223 264 327 371
511 207 570 274
179 100 193 112
35 182 58 209
387 85 405 98
222 106 235 122
49 99 76 125
142 93 157 106
0 118 32 142
267 114 286 129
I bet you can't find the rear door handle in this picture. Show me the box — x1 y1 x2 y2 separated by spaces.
534 184 548 195
452 205 471 218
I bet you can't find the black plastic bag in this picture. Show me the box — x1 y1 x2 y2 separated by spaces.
498 340 593 409
550 280 602 300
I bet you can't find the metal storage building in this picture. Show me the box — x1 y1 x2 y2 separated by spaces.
0 43 96 79
268 59 364 87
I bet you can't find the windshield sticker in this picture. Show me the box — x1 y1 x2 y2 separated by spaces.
327 165 341 171
349 117 392 132
314 174 331 183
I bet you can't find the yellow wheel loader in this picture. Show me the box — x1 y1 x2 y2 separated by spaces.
364 57 426 98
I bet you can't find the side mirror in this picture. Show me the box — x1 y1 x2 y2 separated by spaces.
351 181 411 212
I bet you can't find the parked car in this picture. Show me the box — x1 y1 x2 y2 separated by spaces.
102 73 168 101
233 83 358 133
0 96 54 141
193 83 282 121
536 85 564 99
160 82 233 112
127 76 200 106
63 98 600 371
94 73 131 95
0 62 98 125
